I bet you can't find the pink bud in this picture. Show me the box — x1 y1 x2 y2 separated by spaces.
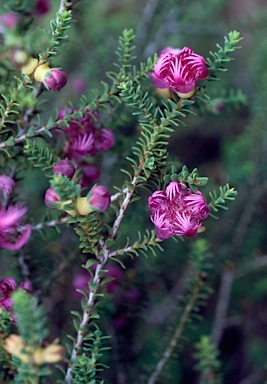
89 185 111 212
44 69 67 91
44 187 60 209
53 159 75 179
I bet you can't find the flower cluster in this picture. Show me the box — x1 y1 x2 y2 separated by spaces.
58 109 115 165
56 109 115 187
0 176 31 250
148 182 210 240
45 160 111 215
150 46 209 98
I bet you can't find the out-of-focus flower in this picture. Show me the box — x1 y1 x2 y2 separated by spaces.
148 182 210 240
0 175 15 198
53 159 75 179
0 12 21 31
70 76 88 94
4 335 65 365
0 277 16 311
150 46 209 98
76 185 111 215
57 109 115 163
34 0 51 16
0 277 31 315
72 264 123 299
0 205 31 250
34 63 67 91
78 163 100 189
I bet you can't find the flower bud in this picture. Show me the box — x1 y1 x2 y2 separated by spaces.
53 159 75 179
44 187 60 209
44 68 67 91
34 64 67 91
89 185 111 212
76 185 111 216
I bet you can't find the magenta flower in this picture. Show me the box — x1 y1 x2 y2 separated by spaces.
57 109 115 163
72 264 123 299
150 47 209 98
44 187 60 209
89 185 111 212
44 68 67 91
78 163 100 189
0 277 16 311
53 159 75 179
0 205 31 250
0 277 31 320
0 12 21 31
0 176 15 197
148 182 210 240
34 0 51 15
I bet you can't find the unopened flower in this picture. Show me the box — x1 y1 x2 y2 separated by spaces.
44 187 60 209
150 47 209 98
34 63 67 91
89 185 111 212
0 205 31 250
53 159 75 179
44 68 67 91
76 185 111 216
44 187 75 215
148 182 210 240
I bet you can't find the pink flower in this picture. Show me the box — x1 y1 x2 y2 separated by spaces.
70 76 88 94
148 182 209 240
0 176 15 197
0 13 21 31
72 264 123 299
78 163 100 188
150 47 209 98
44 69 67 91
0 277 31 319
44 187 60 209
53 159 75 179
94 129 115 152
58 109 115 163
89 185 111 212
0 205 31 250
0 277 16 311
